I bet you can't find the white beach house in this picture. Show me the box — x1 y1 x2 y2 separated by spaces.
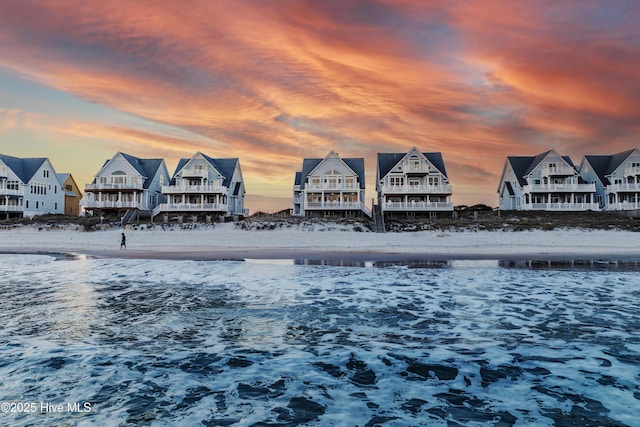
293 151 367 217
84 152 170 217
579 148 640 211
376 147 453 217
0 154 65 219
155 152 246 219
498 149 598 211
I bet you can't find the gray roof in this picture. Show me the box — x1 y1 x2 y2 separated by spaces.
120 153 165 189
504 181 515 196
0 154 47 183
507 150 576 186
294 171 302 186
56 173 70 183
377 151 448 180
172 153 239 187
584 149 637 186
297 157 365 190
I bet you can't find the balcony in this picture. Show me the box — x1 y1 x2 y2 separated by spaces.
607 183 640 192
402 162 430 174
608 202 640 211
85 182 144 191
523 183 596 193
306 183 359 191
382 201 454 211
84 200 144 210
0 204 23 212
155 202 228 213
181 168 208 178
162 184 226 194
624 165 640 177
381 184 453 194
541 164 576 176
305 201 364 210
0 187 22 197
523 202 600 211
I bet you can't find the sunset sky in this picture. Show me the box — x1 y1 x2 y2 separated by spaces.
1 1 639 212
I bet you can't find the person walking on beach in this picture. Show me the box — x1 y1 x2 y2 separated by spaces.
120 232 126 250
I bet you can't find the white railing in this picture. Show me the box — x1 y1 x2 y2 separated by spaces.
0 205 23 212
85 183 144 191
402 162 430 173
305 201 364 210
181 168 208 178
624 166 640 177
607 183 640 192
0 188 22 196
161 184 226 194
382 201 454 211
541 164 575 176
608 202 640 211
84 200 145 210
524 183 595 192
156 203 228 212
381 184 452 194
523 203 600 211
306 183 359 190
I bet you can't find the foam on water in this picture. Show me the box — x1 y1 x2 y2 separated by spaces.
0 254 639 426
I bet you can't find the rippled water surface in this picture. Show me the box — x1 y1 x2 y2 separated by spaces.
0 254 639 426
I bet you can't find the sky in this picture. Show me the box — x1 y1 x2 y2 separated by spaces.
0 0 639 213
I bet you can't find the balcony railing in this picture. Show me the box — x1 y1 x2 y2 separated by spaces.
608 202 640 211
0 188 22 196
306 183 359 190
381 184 452 194
402 162 430 173
523 183 596 193
382 201 454 211
541 164 576 176
0 204 23 212
84 200 145 210
181 168 208 178
85 183 144 191
161 184 226 194
156 202 228 212
305 201 364 210
607 183 640 192
624 166 640 177
523 202 600 211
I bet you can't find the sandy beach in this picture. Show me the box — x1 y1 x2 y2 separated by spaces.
1 223 639 261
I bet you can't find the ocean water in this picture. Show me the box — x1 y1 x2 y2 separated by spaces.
0 255 639 427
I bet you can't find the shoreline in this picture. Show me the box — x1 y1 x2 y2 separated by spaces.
1 224 640 262
3 248 640 263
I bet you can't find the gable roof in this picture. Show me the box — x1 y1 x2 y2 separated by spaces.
297 154 365 190
506 150 576 186
171 152 239 187
120 153 165 189
377 150 449 180
583 149 638 186
0 154 47 183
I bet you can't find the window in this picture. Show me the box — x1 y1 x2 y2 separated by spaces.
65 185 72 191
43 170 49 178
408 178 420 187
428 176 439 186
390 176 404 186
55 203 58 209
36 201 39 209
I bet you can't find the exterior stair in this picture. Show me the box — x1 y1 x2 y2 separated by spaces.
121 209 137 226
372 204 385 233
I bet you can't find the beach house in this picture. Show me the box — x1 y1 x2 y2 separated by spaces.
57 173 83 216
579 148 640 211
498 149 598 211
0 154 65 219
293 151 367 217
84 152 169 218
155 152 246 220
376 147 453 218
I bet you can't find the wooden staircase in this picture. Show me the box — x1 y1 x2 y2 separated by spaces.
121 209 137 226
372 204 385 233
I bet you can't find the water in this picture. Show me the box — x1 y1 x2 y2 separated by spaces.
0 254 639 426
